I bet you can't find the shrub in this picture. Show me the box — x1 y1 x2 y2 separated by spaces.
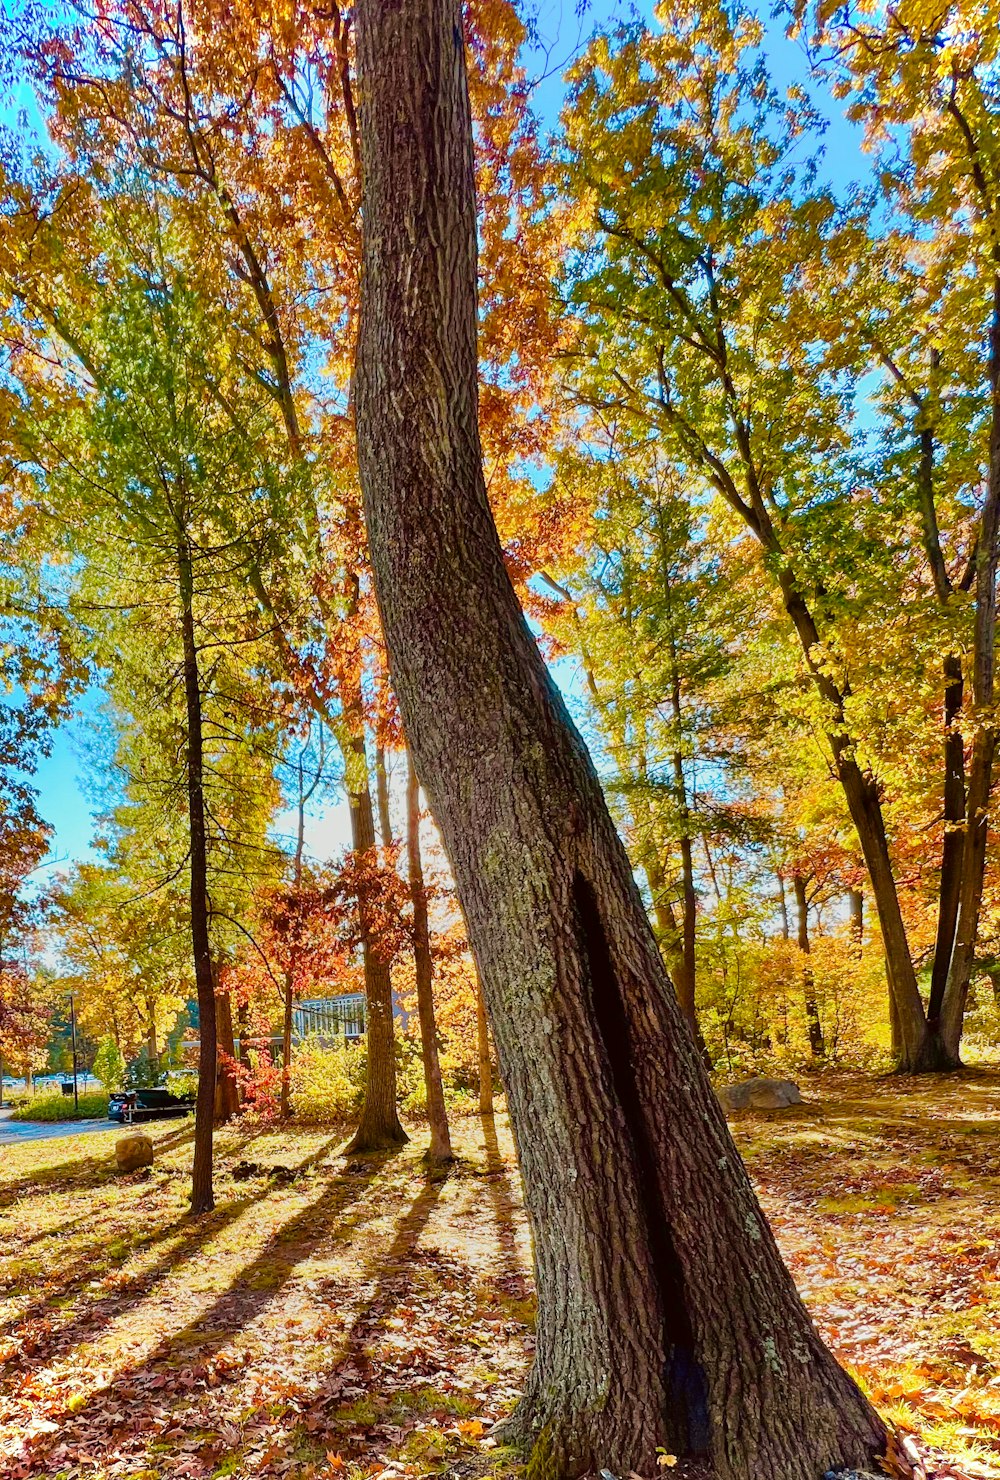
289 1036 366 1123
11 1091 109 1122
93 1038 126 1092
231 1047 283 1124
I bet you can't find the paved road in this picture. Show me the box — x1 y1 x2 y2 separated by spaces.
0 1114 116 1146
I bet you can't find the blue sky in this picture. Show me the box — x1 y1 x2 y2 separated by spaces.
8 0 867 881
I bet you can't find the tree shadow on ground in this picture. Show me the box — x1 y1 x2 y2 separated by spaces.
7 1148 399 1476
2 1127 199 1251
0 1124 192 1211
0 1118 309 1214
338 1166 450 1367
0 1133 346 1362
478 1113 527 1289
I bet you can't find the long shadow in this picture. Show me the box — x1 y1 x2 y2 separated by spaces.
0 1122 197 1212
0 1116 293 1214
339 1169 449 1369
6 1128 201 1254
0 1134 346 1362
0 1144 126 1211
479 1113 528 1289
8 1151 395 1477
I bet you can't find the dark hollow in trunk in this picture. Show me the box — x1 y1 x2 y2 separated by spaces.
352 3 887 1475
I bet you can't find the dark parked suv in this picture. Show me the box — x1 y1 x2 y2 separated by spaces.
108 1088 195 1123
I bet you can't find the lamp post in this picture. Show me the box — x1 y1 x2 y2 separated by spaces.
69 992 79 1114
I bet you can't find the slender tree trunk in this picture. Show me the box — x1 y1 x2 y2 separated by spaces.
776 572 939 1070
214 976 240 1124
344 720 407 1152
179 537 216 1215
280 974 294 1118
475 977 493 1116
777 874 790 940
353 6 886 1476
282 754 310 1120
986 959 1000 1016
406 751 453 1161
793 874 825 1060
939 272 1000 1060
675 315 935 1067
664 577 699 1030
848 888 863 955
927 658 966 1029
643 833 709 1063
940 727 997 1057
236 1001 251 1070
146 1004 158 1079
252 578 405 1147
376 745 393 849
888 967 902 1063
674 784 697 1022
643 848 686 989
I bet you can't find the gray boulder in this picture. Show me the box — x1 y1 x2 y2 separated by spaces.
116 1132 154 1172
717 1076 803 1113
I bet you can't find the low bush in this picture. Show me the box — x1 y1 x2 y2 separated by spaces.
289 1036 366 1122
11 1091 110 1122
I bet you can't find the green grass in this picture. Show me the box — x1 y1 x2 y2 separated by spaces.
10 1091 109 1122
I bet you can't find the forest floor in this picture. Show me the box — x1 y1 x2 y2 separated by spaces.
2 1072 1000 1480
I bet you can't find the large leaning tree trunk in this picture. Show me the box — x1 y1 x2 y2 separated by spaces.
352 3 887 1477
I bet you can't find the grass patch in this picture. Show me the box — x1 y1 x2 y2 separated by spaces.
11 1091 109 1122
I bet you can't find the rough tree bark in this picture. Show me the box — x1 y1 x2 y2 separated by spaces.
405 751 453 1161
352 3 887 1475
179 537 216 1216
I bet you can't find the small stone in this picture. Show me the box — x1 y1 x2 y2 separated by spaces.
116 1133 154 1172
717 1077 803 1112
